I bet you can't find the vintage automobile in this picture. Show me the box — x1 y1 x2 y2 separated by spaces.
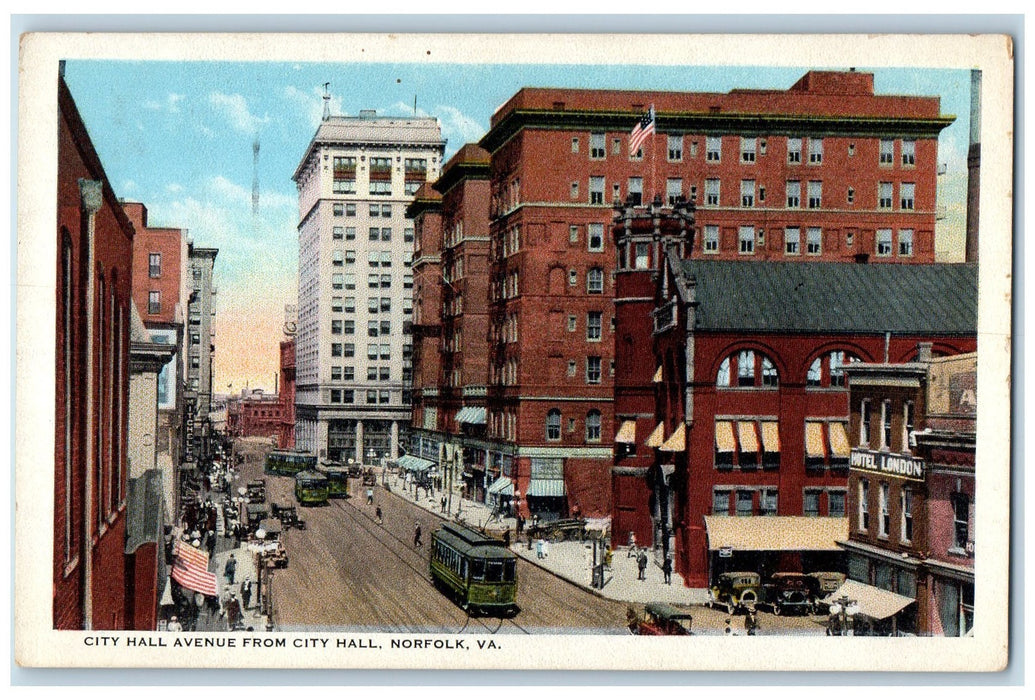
806 571 847 612
629 602 694 635
361 468 378 487
246 479 266 504
271 502 306 531
763 572 814 616
709 571 765 615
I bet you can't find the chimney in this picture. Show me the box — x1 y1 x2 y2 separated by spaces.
916 342 933 363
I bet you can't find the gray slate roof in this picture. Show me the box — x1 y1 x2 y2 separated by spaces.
678 260 977 334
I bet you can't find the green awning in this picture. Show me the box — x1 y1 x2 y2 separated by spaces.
398 455 435 472
527 479 566 497
487 476 514 496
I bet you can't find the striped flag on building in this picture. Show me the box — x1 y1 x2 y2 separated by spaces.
629 105 656 155
171 540 218 596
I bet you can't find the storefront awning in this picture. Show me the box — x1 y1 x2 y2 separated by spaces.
761 421 780 452
659 423 686 452
737 421 759 453
527 479 566 497
829 421 851 457
456 407 487 425
645 422 666 448
397 455 435 472
715 421 736 453
805 421 826 458
704 516 848 552
486 475 514 496
653 365 663 383
615 419 637 444
823 579 915 621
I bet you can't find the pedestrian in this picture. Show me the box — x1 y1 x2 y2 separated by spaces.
375 506 383 524
225 593 242 631
413 522 423 549
366 487 374 505
516 514 525 540
441 496 447 514
745 606 759 636
207 529 216 556
535 538 544 559
167 615 183 632
662 555 673 585
627 531 637 557
604 548 614 569
637 549 648 581
224 553 237 585
241 578 252 610
503 530 511 548
724 618 732 636
541 538 549 559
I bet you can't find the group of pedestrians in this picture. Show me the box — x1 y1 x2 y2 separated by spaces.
630 545 674 585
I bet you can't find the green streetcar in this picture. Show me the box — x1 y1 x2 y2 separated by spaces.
294 470 330 506
265 449 317 477
318 461 351 498
429 522 518 616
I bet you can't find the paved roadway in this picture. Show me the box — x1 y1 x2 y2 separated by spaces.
240 443 629 635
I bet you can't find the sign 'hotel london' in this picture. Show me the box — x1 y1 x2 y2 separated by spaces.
850 448 926 481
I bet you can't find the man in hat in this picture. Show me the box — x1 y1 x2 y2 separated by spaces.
224 552 237 585
167 616 183 632
225 593 242 631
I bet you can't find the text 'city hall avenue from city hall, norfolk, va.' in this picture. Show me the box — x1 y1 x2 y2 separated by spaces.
52 59 983 641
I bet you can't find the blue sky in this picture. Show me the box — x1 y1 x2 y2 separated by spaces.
61 60 973 392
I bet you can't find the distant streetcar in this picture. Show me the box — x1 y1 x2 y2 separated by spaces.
294 470 330 506
318 461 351 499
429 522 518 616
265 449 317 477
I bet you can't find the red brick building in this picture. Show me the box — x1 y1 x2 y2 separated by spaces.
228 390 285 440
56 68 135 629
277 338 297 449
407 146 493 502
841 351 976 636
639 253 976 589
477 69 952 521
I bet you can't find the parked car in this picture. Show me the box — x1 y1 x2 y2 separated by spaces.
763 572 814 616
628 602 693 635
805 571 847 612
709 571 764 615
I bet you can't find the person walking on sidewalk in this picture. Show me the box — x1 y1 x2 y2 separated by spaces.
375 506 383 524
225 593 242 631
366 487 374 505
541 538 549 559
636 549 648 581
241 578 252 610
535 538 544 559
413 522 423 549
224 553 237 585
440 496 447 514
662 556 673 585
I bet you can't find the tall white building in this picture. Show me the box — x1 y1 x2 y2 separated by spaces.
293 109 444 463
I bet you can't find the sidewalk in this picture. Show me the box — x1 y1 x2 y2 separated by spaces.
384 469 709 606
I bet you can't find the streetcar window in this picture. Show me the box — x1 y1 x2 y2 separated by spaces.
504 560 516 582
485 561 504 583
470 560 485 581
460 559 468 581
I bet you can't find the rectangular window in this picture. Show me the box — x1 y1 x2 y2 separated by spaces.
859 478 870 531
740 137 757 163
706 135 721 162
712 489 731 516
704 225 719 253
343 343 354 358
343 297 355 313
898 229 914 256
808 138 823 164
786 180 801 208
381 227 392 242
367 344 378 360
784 227 800 255
807 227 822 255
589 176 605 205
331 319 343 335
380 274 391 289
738 226 755 255
881 400 892 448
880 139 895 165
366 390 377 405
331 343 343 358
404 228 414 243
332 226 344 240
331 296 343 313
804 490 821 517
807 180 822 209
829 490 847 518
587 312 602 341
736 490 754 516
666 178 682 205
900 182 915 210
367 320 379 337
634 242 650 268
587 223 604 252
847 187 855 205
367 366 378 381
951 492 970 550
345 203 356 216
369 180 392 196
571 137 579 153
381 204 392 217
342 390 354 404
369 227 380 242
761 489 778 516
740 180 755 207
148 290 161 314
901 489 914 542
667 134 683 161
590 133 606 159
787 137 802 163
586 356 602 384
704 178 720 206
628 177 643 206
587 268 604 294
369 204 380 217
879 482 890 537
379 344 390 360
879 182 893 209
148 253 162 278
901 139 916 166
333 203 344 216
876 228 893 256
331 366 342 381
345 226 356 240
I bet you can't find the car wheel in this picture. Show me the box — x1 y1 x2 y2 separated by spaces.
773 605 782 616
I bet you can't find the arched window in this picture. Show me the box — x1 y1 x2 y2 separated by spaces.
716 349 778 388
586 410 601 442
587 267 604 294
806 350 860 388
546 409 561 441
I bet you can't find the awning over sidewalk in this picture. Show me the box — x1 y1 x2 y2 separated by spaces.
486 475 514 496
527 479 566 497
615 420 637 444
704 516 848 552
659 423 686 452
397 455 435 472
455 407 487 425
823 579 915 621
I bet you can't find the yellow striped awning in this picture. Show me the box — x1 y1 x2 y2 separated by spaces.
659 423 686 452
805 421 826 459
737 421 759 453
761 421 780 452
615 420 637 444
829 421 851 457
715 421 736 453
653 365 663 383
645 422 666 448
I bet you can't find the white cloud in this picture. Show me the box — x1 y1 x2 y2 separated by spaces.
143 93 185 114
165 183 183 194
121 179 138 193
283 84 344 131
209 92 269 135
386 101 485 153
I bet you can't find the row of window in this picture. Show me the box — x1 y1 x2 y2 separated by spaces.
857 478 919 543
328 388 394 405
329 296 412 314
331 226 415 243
332 202 421 219
713 350 858 389
712 419 850 470
858 398 915 452
330 342 393 360
331 273 414 290
329 365 413 382
701 225 915 257
545 408 603 442
577 133 917 168
711 487 848 517
329 319 413 337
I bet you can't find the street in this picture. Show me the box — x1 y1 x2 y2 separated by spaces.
236 441 630 634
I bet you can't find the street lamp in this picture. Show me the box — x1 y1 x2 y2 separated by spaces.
827 595 860 636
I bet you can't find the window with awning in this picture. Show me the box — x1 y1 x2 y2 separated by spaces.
805 421 826 466
715 421 735 469
659 423 686 452
761 421 780 468
645 422 666 448
652 365 663 383
614 419 637 444
736 421 759 468
829 421 851 465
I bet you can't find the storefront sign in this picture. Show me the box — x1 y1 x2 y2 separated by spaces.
849 449 925 481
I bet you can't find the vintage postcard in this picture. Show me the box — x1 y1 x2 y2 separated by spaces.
15 31 1014 672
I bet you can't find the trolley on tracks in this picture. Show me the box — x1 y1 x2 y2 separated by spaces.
265 449 317 477
429 522 518 617
294 469 330 506
318 461 351 498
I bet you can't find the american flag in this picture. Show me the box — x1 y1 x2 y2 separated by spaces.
171 539 219 596
629 105 656 155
